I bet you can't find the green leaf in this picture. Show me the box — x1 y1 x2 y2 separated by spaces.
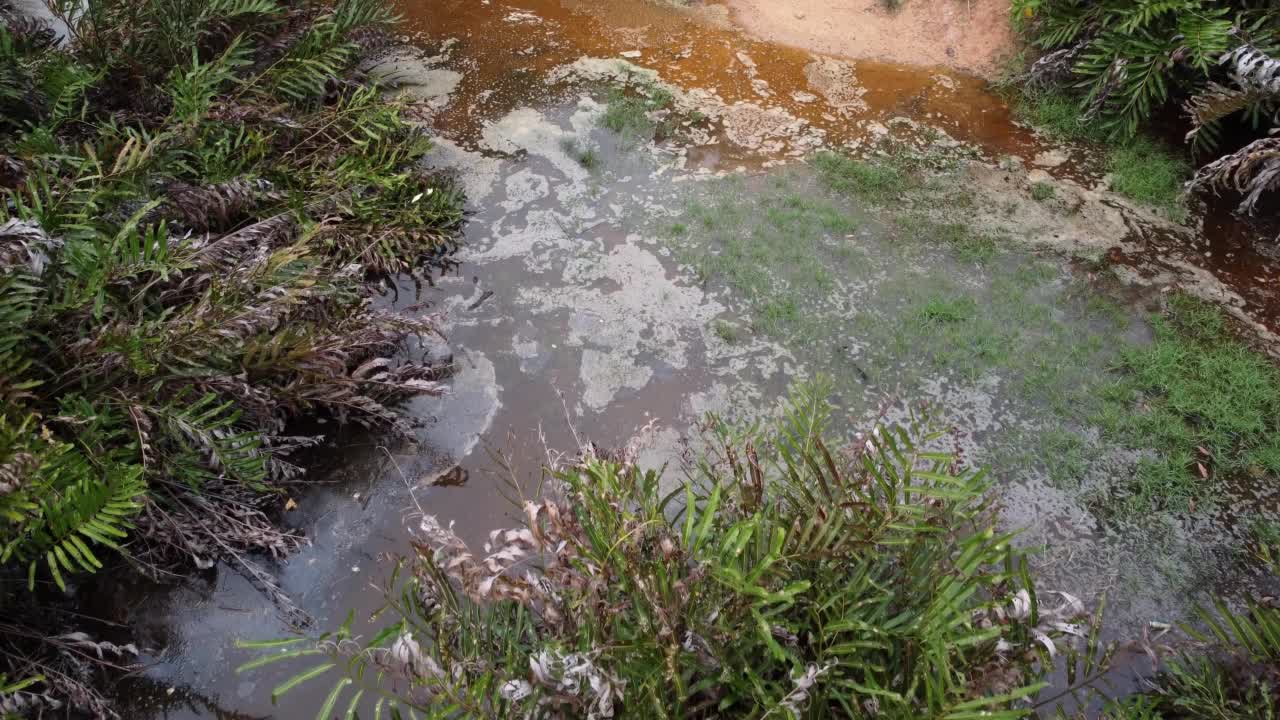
315 677 351 720
271 663 335 703
236 647 324 673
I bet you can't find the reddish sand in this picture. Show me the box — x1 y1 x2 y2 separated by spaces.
724 0 1017 78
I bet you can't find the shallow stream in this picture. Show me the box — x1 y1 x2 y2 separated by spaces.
109 1 1280 717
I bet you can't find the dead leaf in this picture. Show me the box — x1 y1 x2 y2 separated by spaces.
1197 462 1209 479
284 497 298 511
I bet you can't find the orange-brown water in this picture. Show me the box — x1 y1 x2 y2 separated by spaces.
402 0 1045 158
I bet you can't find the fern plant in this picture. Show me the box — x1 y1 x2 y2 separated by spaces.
1012 0 1280 213
240 382 1093 719
1 0 464 713
1011 0 1276 140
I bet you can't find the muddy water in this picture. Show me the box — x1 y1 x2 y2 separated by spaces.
112 2 1280 718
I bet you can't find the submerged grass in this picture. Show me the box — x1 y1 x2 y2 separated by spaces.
599 79 679 142
669 167 1280 532
671 179 858 340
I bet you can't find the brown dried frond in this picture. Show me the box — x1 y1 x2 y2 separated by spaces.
0 154 26 189
1189 134 1280 215
0 11 58 52
1082 58 1127 122
0 218 62 276
1184 82 1267 141
0 451 37 496
166 178 277 232
1025 41 1086 90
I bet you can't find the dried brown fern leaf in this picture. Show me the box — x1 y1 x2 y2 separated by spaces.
0 154 25 189
1026 41 1087 90
165 178 277 232
0 218 62 276
1185 82 1267 141
1189 133 1280 215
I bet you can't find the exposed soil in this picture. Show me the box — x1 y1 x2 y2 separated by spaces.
725 0 1018 78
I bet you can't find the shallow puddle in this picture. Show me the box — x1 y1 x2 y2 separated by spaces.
110 1 1280 717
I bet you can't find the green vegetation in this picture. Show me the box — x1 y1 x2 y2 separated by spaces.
674 183 853 339
1010 0 1272 139
711 319 745 344
1030 182 1055 202
893 214 999 263
1013 90 1107 144
1101 550 1280 718
869 279 1280 519
0 0 462 713
602 92 653 137
1107 137 1191 219
243 382 1077 718
1013 91 1189 218
1010 0 1280 214
560 138 601 170
599 79 678 142
1089 295 1280 514
917 296 977 324
812 150 916 201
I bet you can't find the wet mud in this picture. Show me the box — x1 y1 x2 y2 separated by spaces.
108 1 1280 718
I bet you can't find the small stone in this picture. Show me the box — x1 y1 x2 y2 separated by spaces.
620 50 642 59
794 11 805 19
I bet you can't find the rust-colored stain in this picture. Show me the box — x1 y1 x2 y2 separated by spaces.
397 0 1044 157
398 0 1279 339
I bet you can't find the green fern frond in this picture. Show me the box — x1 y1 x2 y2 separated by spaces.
167 34 253 124
149 393 270 491
0 441 145 590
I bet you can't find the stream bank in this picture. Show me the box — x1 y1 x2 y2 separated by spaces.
101 1 1280 718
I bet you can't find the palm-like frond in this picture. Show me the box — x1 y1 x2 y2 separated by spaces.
241 382 1071 719
1188 134 1280 214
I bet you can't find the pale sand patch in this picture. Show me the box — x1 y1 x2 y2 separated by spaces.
725 0 1016 78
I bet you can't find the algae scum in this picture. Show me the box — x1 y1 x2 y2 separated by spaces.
115 3 1280 718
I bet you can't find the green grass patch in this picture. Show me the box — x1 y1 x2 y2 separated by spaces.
812 151 916 201
601 92 654 138
1084 295 1280 515
670 180 866 339
712 320 745 344
560 138 601 170
894 214 999 263
1014 89 1109 143
1107 136 1190 220
599 81 679 142
1115 296 1280 474
916 296 977 324
1031 181 1055 201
